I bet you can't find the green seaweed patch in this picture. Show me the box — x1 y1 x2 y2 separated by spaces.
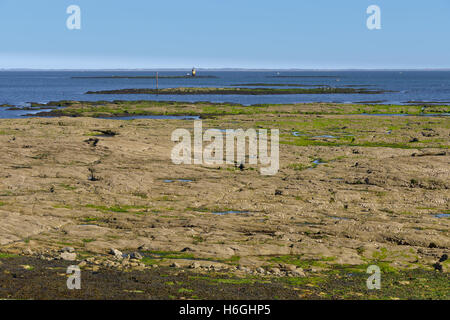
287 163 311 171
142 250 196 260
83 217 98 222
85 204 149 213
0 253 19 259
141 250 239 265
185 206 236 213
59 184 76 190
141 257 161 266
82 238 96 243
267 255 334 269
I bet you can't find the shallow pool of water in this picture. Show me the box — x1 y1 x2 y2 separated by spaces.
0 107 62 119
312 159 326 165
313 134 337 139
292 132 353 139
212 210 250 215
329 216 351 221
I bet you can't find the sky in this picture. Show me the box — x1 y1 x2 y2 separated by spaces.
0 0 449 69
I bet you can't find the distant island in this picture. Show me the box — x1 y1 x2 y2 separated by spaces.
86 87 389 95
72 75 218 79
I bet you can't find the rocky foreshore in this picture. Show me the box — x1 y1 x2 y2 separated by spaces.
0 101 448 299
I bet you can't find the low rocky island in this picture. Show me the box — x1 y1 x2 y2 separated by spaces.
73 75 218 79
85 87 390 95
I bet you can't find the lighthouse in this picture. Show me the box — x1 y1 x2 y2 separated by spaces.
191 67 197 77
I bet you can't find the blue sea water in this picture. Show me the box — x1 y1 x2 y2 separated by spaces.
1 70 450 118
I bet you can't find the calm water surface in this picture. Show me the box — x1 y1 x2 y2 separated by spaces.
1 70 450 118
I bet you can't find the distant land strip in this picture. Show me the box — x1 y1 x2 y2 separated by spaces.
72 75 218 79
230 83 330 87
268 75 339 78
85 87 389 95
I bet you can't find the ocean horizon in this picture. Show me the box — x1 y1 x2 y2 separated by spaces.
1 70 450 112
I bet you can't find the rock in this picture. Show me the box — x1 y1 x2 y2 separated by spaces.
78 260 87 268
60 252 77 261
84 137 99 147
284 264 297 272
256 267 265 274
433 262 443 272
109 248 123 260
61 247 75 253
270 267 281 274
130 252 143 260
189 262 200 269
170 262 180 268
439 254 448 262
291 269 306 277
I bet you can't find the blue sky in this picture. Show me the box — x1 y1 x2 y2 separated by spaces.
0 0 449 69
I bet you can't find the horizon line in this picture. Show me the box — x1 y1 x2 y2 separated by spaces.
2 67 450 72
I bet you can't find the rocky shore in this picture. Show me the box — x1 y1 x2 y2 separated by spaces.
0 101 448 299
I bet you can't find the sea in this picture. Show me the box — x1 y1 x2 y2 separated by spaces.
1 70 450 119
